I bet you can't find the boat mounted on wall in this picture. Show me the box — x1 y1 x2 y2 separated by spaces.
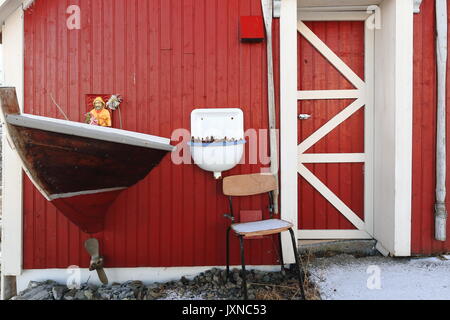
0 87 175 234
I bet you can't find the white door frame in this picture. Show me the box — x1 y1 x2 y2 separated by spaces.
1 5 25 300
296 11 375 240
281 0 414 257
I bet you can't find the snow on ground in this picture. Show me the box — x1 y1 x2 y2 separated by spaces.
309 254 450 300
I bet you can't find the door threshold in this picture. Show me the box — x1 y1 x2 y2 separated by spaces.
298 239 378 257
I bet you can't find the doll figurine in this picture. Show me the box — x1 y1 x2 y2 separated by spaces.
87 97 112 127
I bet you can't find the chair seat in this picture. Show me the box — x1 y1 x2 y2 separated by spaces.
231 219 293 237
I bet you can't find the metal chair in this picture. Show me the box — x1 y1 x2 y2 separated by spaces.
223 173 306 300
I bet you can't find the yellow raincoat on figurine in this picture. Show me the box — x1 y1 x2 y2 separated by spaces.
87 97 112 127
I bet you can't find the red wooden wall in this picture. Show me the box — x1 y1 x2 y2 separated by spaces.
411 0 450 255
22 0 280 269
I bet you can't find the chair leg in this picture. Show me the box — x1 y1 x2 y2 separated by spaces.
289 228 306 300
278 234 286 275
226 226 232 281
239 236 248 300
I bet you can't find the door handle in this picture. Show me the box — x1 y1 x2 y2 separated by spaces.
298 114 312 120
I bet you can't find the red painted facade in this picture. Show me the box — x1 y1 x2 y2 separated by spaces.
20 0 450 269
23 0 280 269
411 0 450 255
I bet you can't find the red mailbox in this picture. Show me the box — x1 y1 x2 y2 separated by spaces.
240 16 265 43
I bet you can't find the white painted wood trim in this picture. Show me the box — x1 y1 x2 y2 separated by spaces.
48 187 127 201
298 164 366 230
280 0 298 264
297 20 366 89
295 9 375 241
16 265 281 293
299 153 365 163
298 6 374 12
298 99 365 154
393 0 413 256
298 229 372 240
299 11 371 21
364 17 375 237
1 6 24 290
297 90 361 100
6 113 175 151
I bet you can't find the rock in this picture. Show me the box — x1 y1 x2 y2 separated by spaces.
63 289 78 301
52 286 68 300
84 289 94 300
99 291 112 300
74 290 88 300
147 290 162 300
23 289 53 301
180 277 189 285
27 281 42 289
10 267 311 301
20 281 56 300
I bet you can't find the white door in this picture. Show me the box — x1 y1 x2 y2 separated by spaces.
296 11 375 240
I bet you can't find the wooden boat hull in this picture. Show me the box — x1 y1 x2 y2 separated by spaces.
0 88 174 233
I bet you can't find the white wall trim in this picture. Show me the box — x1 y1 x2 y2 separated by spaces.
373 0 413 257
280 0 298 264
393 0 413 256
285 2 413 254
298 230 373 240
1 5 24 299
16 266 281 293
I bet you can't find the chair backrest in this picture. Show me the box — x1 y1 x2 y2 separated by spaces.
223 174 277 197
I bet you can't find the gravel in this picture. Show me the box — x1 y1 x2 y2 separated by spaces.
10 267 316 300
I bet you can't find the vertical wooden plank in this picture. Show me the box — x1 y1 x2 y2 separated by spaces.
125 0 138 267
159 49 172 266
204 0 217 266
181 52 195 266
280 0 298 263
160 0 171 50
147 0 162 267
45 0 58 268
171 0 183 266
338 22 352 230
135 0 149 266
215 0 229 265
193 0 206 265
419 0 436 254
23 2 35 268
33 0 47 269
412 6 424 254
326 23 340 230
113 0 127 266
298 30 314 230
183 0 194 54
